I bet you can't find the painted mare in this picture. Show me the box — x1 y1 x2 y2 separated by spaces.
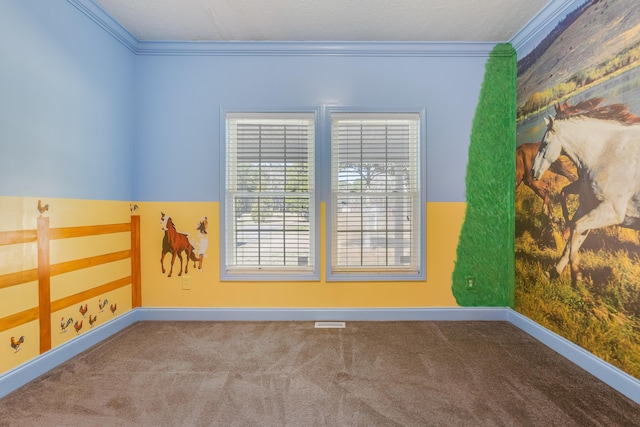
160 213 198 277
531 100 640 285
516 141 577 222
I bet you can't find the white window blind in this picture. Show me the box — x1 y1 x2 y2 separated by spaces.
331 113 420 273
226 113 315 273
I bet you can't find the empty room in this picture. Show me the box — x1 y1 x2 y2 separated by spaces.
1 0 640 424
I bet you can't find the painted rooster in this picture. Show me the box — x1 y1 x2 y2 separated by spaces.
74 320 83 334
98 299 108 312
37 199 49 216
60 317 73 333
11 336 24 353
110 303 117 315
79 304 88 317
89 314 97 328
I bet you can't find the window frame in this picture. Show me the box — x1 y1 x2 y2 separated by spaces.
326 108 427 282
220 109 321 281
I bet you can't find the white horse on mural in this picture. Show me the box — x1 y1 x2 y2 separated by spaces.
189 217 208 272
531 100 640 285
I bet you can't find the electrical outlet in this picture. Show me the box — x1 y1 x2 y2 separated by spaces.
182 276 191 290
465 276 476 290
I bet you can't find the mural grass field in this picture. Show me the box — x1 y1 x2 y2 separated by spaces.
515 185 640 378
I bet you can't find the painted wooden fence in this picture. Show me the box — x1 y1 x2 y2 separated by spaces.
0 216 141 354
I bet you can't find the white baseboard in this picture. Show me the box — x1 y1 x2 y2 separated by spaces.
1 307 638 405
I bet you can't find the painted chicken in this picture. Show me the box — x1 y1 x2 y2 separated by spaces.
11 336 24 353
89 314 97 328
98 299 108 312
110 303 117 315
79 304 88 317
60 317 73 333
37 199 49 216
74 320 83 334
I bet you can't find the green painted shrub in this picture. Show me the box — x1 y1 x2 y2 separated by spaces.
451 43 516 307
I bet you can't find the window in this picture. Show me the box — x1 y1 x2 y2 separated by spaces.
225 113 315 276
331 112 421 276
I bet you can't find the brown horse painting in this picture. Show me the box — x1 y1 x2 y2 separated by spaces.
160 212 199 277
516 141 577 222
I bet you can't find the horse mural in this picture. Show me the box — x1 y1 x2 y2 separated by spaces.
160 212 199 277
516 141 577 223
518 100 606 227
531 99 640 285
190 217 208 271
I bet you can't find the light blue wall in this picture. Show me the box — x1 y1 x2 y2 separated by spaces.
0 0 487 204
134 48 487 202
0 0 136 200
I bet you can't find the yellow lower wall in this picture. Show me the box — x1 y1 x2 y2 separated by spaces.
0 196 133 375
0 196 464 376
141 202 464 308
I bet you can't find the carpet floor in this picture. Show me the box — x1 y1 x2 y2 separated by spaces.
0 321 639 426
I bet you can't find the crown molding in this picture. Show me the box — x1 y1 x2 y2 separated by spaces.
66 0 139 53
510 0 585 57
135 41 500 57
67 1 501 58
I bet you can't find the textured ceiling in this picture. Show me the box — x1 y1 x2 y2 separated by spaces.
93 0 550 42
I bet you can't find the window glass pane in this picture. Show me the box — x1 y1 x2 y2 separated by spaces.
226 114 314 273
331 114 420 273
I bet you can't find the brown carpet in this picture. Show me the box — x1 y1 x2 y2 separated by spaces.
0 321 638 426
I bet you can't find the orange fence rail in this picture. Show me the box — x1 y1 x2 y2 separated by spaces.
0 216 141 353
